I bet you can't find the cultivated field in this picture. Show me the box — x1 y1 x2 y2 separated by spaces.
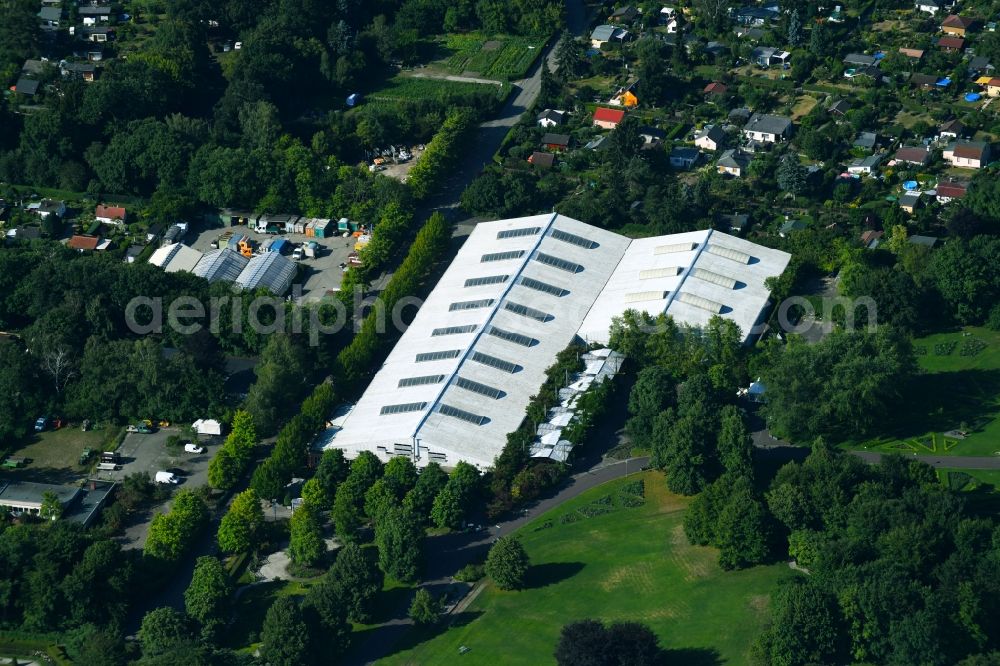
381 471 796 665
366 75 511 106
439 33 547 80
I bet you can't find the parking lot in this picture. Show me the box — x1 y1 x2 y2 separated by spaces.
186 223 358 301
96 428 218 490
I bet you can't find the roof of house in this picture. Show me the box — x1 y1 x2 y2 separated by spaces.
529 151 555 168
37 6 62 21
737 6 778 20
640 126 667 139
703 81 728 94
909 235 938 247
854 131 878 148
895 146 930 163
68 235 100 251
939 119 965 135
779 220 807 234
899 47 924 59
321 214 789 470
942 14 974 28
843 53 877 66
697 125 727 143
969 56 992 70
718 213 749 232
938 36 965 49
15 78 39 95
953 141 989 159
540 133 570 146
610 5 637 19
829 99 851 115
591 24 616 41
670 147 700 160
743 113 792 136
537 109 565 124
21 59 46 76
849 154 885 170
936 181 967 197
593 107 626 124
0 479 80 509
235 251 297 295
95 204 126 219
899 191 922 206
718 149 752 169
860 230 884 246
78 5 111 14
910 73 939 86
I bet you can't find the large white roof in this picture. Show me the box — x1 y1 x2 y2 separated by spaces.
326 214 790 470
148 243 203 273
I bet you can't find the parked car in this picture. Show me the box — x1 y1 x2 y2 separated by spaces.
126 423 154 434
34 416 49 432
184 442 206 454
155 471 179 484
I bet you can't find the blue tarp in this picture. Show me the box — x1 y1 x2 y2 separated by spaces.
270 239 289 253
965 92 982 102
903 181 919 191
874 51 885 60
936 78 951 87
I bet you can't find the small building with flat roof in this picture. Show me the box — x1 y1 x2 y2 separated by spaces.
0 479 81 518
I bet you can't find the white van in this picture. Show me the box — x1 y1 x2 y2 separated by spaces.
155 471 179 484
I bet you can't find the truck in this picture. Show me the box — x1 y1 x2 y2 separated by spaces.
254 219 281 234
96 462 120 471
100 451 120 464
155 471 179 484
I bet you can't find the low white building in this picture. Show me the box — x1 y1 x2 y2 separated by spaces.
742 113 793 143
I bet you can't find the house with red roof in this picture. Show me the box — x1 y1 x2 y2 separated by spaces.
95 204 127 225
938 36 965 52
593 107 626 129
68 235 100 251
936 181 967 203
941 14 975 36
943 141 990 169
703 82 728 96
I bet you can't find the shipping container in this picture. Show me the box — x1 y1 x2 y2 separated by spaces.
313 218 333 238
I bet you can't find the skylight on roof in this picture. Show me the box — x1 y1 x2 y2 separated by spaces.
691 268 737 289
398 375 446 388
449 299 495 311
465 275 509 287
380 402 428 415
519 276 568 297
437 403 487 425
639 267 681 279
454 376 504 399
676 292 724 313
470 351 520 373
549 228 598 249
654 242 697 255
497 227 541 239
504 301 553 322
482 250 525 262
415 349 462 362
431 324 477 337
705 245 751 264
487 326 538 347
534 252 583 273
624 291 668 304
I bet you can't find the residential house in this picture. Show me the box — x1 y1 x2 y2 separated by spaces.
695 125 726 151
610 88 639 107
68 235 100 251
854 131 879 151
703 81 728 97
664 16 680 33
938 119 966 140
660 6 677 24
37 6 61 27
669 147 700 169
593 107 626 129
146 223 164 243
537 109 565 128
916 0 943 15
751 46 791 69
590 25 628 48
638 126 666 145
843 53 877 67
910 73 940 89
860 229 884 249
125 245 144 264
985 78 1000 97
736 6 779 26
941 14 975 36
540 133 570 151
938 36 965 52
80 26 114 42
79 5 112 25
717 213 750 234
14 78 39 96
717 149 752 177
5 227 41 242
60 61 96 82
609 6 638 23
899 47 924 60
704 41 728 58
734 26 766 41
743 113 793 143
95 205 126 225
899 191 922 214
528 151 555 169
847 153 885 176
28 199 66 218
968 56 994 75
779 220 807 237
21 59 46 77
909 235 938 248
894 146 932 166
935 180 967 203
829 99 851 117
943 141 991 168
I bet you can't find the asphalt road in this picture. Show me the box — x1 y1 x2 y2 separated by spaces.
347 456 650 666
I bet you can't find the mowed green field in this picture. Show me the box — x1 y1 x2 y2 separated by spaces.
382 472 796 665
860 327 1000 457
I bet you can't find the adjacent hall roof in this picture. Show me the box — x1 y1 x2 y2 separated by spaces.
235 251 297 295
193 248 249 283
326 214 789 470
149 243 203 273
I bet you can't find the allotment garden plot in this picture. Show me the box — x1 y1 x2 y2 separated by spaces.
438 34 547 80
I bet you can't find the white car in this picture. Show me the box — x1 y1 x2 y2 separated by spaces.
184 443 206 454
155 471 179 484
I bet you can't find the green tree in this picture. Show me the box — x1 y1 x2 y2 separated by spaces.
485 536 530 590
403 462 449 524
289 505 325 567
300 577 351 659
260 597 313 666
383 456 419 497
752 580 844 666
374 506 424 583
431 461 480 529
217 488 264 554
554 31 582 79
332 478 365 542
408 588 443 626
717 405 753 477
184 557 233 636
777 154 806 195
715 477 773 569
328 542 383 622
787 9 803 45
39 491 63 521
625 366 676 449
139 607 192 657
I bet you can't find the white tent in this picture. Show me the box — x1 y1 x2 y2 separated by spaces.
192 418 223 436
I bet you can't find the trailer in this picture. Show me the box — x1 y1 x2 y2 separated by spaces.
96 462 120 471
269 238 290 255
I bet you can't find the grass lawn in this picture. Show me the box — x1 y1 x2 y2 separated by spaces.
4 426 116 482
855 327 1000 457
381 471 797 665
790 95 818 120
936 468 1000 514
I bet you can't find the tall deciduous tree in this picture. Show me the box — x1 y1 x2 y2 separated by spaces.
217 488 264 554
289 505 325 567
184 557 233 637
328 542 383 623
374 506 424 583
485 536 530 590
260 597 313 666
